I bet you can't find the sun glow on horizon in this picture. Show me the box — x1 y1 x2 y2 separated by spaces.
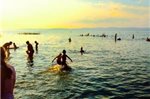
0 0 150 29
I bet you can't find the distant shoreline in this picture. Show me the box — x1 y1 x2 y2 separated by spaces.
18 33 40 35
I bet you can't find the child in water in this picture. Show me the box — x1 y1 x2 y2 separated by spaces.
80 47 85 55
61 50 73 70
52 50 73 71
52 53 62 65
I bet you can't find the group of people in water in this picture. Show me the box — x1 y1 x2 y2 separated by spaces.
1 41 38 59
52 50 73 70
80 33 108 37
80 33 150 43
1 40 40 99
2 39 83 70
1 33 149 99
0 39 82 99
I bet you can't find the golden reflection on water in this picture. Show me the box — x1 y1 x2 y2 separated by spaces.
1 30 150 99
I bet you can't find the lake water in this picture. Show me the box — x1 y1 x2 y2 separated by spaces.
0 28 150 99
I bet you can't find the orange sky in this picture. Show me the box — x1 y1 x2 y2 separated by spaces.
0 0 150 29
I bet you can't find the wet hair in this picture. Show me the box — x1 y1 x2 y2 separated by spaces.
9 41 12 44
26 41 29 44
1 47 12 79
62 50 66 54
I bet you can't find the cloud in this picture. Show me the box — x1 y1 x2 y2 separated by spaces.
79 18 130 24
71 1 150 28
0 0 150 29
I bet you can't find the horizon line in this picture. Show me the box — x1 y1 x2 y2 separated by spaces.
1 27 150 31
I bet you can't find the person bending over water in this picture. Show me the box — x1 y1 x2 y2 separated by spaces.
3 41 12 57
0 47 16 99
61 50 73 70
26 41 34 58
3 41 12 50
52 53 62 65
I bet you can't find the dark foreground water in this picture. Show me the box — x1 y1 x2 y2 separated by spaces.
1 28 150 99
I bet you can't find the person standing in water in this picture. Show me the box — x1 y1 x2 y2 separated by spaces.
34 41 39 53
26 41 34 58
52 53 62 65
0 47 16 99
115 33 117 42
61 50 73 70
80 47 85 55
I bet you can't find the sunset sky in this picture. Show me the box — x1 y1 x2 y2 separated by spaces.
0 0 150 29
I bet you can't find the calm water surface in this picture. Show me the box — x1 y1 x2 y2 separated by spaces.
0 29 150 99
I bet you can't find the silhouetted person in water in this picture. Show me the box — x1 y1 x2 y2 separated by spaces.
13 43 17 51
68 38 71 43
3 41 12 57
34 41 39 52
115 33 117 42
13 43 17 49
3 41 12 49
132 34 134 39
80 47 85 55
13 43 19 50
52 53 62 65
61 50 73 70
26 41 34 59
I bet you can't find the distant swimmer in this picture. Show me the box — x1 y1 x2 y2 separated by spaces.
26 41 34 58
61 50 73 70
3 41 12 57
35 41 39 52
101 34 107 37
85 33 89 36
117 38 121 41
132 34 135 39
68 38 72 43
52 53 62 65
80 47 85 55
146 37 150 42
80 34 83 36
